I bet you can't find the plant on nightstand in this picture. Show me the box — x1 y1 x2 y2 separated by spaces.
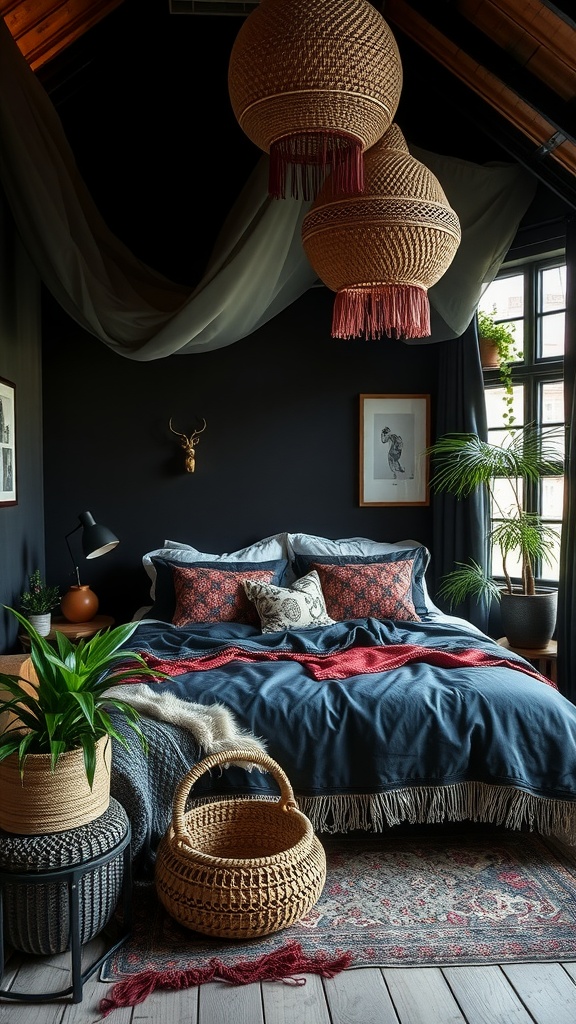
0 606 167 835
20 568 61 637
426 424 563 649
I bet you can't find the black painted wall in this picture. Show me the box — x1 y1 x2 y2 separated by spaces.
41 283 440 624
0 202 44 652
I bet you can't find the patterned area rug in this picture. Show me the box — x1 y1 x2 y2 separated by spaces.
99 830 576 1012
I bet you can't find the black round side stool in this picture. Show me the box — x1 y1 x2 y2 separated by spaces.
0 797 132 1004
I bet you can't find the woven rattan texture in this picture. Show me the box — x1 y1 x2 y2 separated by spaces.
0 734 111 834
155 749 327 940
302 124 461 292
228 0 402 152
0 798 128 955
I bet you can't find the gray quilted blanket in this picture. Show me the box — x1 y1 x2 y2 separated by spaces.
109 714 203 880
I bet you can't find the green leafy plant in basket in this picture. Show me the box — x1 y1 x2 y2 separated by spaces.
0 606 167 786
20 568 60 615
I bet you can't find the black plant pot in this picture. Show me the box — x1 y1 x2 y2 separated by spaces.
499 588 558 649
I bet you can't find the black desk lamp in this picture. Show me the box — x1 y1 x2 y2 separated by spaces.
62 511 119 622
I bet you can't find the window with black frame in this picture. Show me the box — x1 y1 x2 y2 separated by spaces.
480 256 565 586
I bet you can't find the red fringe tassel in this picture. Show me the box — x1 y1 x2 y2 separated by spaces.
269 131 364 200
333 284 431 340
98 941 353 1016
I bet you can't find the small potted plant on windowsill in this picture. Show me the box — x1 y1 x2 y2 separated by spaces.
426 424 563 649
20 568 61 637
477 307 521 428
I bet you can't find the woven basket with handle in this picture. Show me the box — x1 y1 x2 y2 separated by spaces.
155 748 327 939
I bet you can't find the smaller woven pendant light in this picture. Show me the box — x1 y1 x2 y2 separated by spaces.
228 0 403 200
301 124 462 340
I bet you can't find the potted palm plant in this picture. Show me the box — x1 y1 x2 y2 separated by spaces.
20 568 61 636
477 307 521 428
426 425 563 648
0 606 166 835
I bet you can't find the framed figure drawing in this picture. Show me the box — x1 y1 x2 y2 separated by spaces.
360 394 430 506
0 377 16 507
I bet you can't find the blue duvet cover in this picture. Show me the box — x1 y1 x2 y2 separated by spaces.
110 614 576 874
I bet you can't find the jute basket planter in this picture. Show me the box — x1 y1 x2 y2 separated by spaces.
0 733 111 835
155 748 327 940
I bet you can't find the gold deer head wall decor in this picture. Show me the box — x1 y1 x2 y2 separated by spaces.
169 418 207 473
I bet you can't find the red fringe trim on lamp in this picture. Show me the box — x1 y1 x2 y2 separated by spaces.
332 284 431 340
98 941 353 1016
269 132 364 200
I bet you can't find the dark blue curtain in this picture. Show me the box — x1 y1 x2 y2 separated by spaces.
557 215 576 701
430 317 491 633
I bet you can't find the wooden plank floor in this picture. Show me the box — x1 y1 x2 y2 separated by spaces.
2 943 576 1023
3 827 576 1024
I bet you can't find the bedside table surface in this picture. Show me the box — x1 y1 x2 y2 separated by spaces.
17 615 115 650
50 615 115 639
497 637 557 658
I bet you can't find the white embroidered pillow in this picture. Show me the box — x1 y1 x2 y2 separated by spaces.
243 571 335 633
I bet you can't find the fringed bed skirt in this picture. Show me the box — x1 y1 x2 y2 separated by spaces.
190 782 576 847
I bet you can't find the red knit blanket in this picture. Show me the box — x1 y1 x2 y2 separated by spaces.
140 643 556 688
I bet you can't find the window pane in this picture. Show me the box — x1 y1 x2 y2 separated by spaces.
483 258 565 589
490 540 521 580
492 477 521 517
482 274 523 320
540 525 561 582
541 476 564 518
541 381 564 423
539 422 565 461
540 266 566 312
485 385 523 430
540 311 565 358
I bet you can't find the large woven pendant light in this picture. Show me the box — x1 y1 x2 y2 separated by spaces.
301 124 462 339
228 0 403 201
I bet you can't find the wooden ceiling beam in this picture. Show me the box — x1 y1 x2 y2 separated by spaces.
386 0 576 146
389 26 576 210
537 1 576 31
0 0 125 70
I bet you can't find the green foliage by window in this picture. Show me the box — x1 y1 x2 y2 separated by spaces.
477 306 521 427
426 425 563 609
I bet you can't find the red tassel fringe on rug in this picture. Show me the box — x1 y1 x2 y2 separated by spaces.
99 940 353 1016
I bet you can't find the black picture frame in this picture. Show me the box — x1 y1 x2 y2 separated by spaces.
0 376 17 507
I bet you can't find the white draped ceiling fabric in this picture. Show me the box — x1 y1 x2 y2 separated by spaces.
0 17 537 362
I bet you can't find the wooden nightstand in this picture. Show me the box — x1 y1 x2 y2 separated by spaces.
18 615 115 652
497 637 557 684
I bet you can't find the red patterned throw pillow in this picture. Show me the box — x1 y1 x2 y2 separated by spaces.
171 564 277 626
311 560 421 622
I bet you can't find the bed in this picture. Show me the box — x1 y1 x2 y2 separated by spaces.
108 531 576 879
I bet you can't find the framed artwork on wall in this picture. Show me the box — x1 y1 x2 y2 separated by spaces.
0 376 17 507
359 393 430 506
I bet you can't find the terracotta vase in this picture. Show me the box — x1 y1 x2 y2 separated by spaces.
60 584 99 623
479 336 500 369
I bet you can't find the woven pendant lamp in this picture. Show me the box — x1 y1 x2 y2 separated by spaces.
301 124 462 339
228 0 403 200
